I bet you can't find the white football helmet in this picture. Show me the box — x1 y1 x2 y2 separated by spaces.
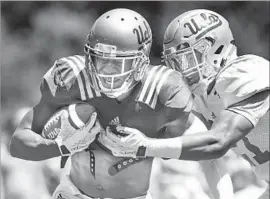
85 8 152 98
162 9 237 94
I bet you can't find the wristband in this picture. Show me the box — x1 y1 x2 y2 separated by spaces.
145 137 183 159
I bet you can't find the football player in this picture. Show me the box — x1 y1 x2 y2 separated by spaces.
101 9 269 198
9 8 186 199
9 8 233 199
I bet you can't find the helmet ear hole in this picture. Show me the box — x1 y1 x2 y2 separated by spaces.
214 60 217 64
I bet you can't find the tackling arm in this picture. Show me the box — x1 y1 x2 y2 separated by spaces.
179 109 253 160
111 90 268 161
146 90 269 160
179 89 269 161
135 110 252 160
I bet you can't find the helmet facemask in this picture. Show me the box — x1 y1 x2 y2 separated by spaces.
85 42 149 98
162 9 237 95
163 38 218 94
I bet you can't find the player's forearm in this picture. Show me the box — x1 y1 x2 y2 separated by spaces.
180 133 227 160
144 132 225 160
138 115 226 160
175 114 229 160
180 111 255 161
9 128 61 161
147 115 226 160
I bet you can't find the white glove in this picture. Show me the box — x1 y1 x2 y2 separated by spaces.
55 110 103 156
98 126 183 159
97 126 149 158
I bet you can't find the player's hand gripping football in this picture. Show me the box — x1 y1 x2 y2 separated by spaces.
98 126 150 158
55 110 103 156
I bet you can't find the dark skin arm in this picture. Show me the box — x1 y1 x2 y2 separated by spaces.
179 89 269 161
9 97 61 161
179 109 253 160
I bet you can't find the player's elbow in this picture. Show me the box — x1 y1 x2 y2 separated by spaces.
9 134 22 158
210 142 230 159
209 134 232 159
9 130 39 159
207 123 235 159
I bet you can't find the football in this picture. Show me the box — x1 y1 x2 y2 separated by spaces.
41 103 96 140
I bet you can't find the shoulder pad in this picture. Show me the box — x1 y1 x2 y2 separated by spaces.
216 54 269 103
40 55 100 104
136 65 191 109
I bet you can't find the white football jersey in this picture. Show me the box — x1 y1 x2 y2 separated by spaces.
193 54 269 181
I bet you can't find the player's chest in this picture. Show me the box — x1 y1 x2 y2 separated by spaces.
86 97 168 138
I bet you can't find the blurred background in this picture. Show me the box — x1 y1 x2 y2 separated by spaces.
1 1 269 199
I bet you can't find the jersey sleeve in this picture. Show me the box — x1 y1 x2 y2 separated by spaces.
216 55 270 126
135 65 193 111
227 90 269 126
40 55 86 105
159 69 193 111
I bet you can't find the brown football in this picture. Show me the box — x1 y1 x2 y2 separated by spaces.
41 103 96 140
